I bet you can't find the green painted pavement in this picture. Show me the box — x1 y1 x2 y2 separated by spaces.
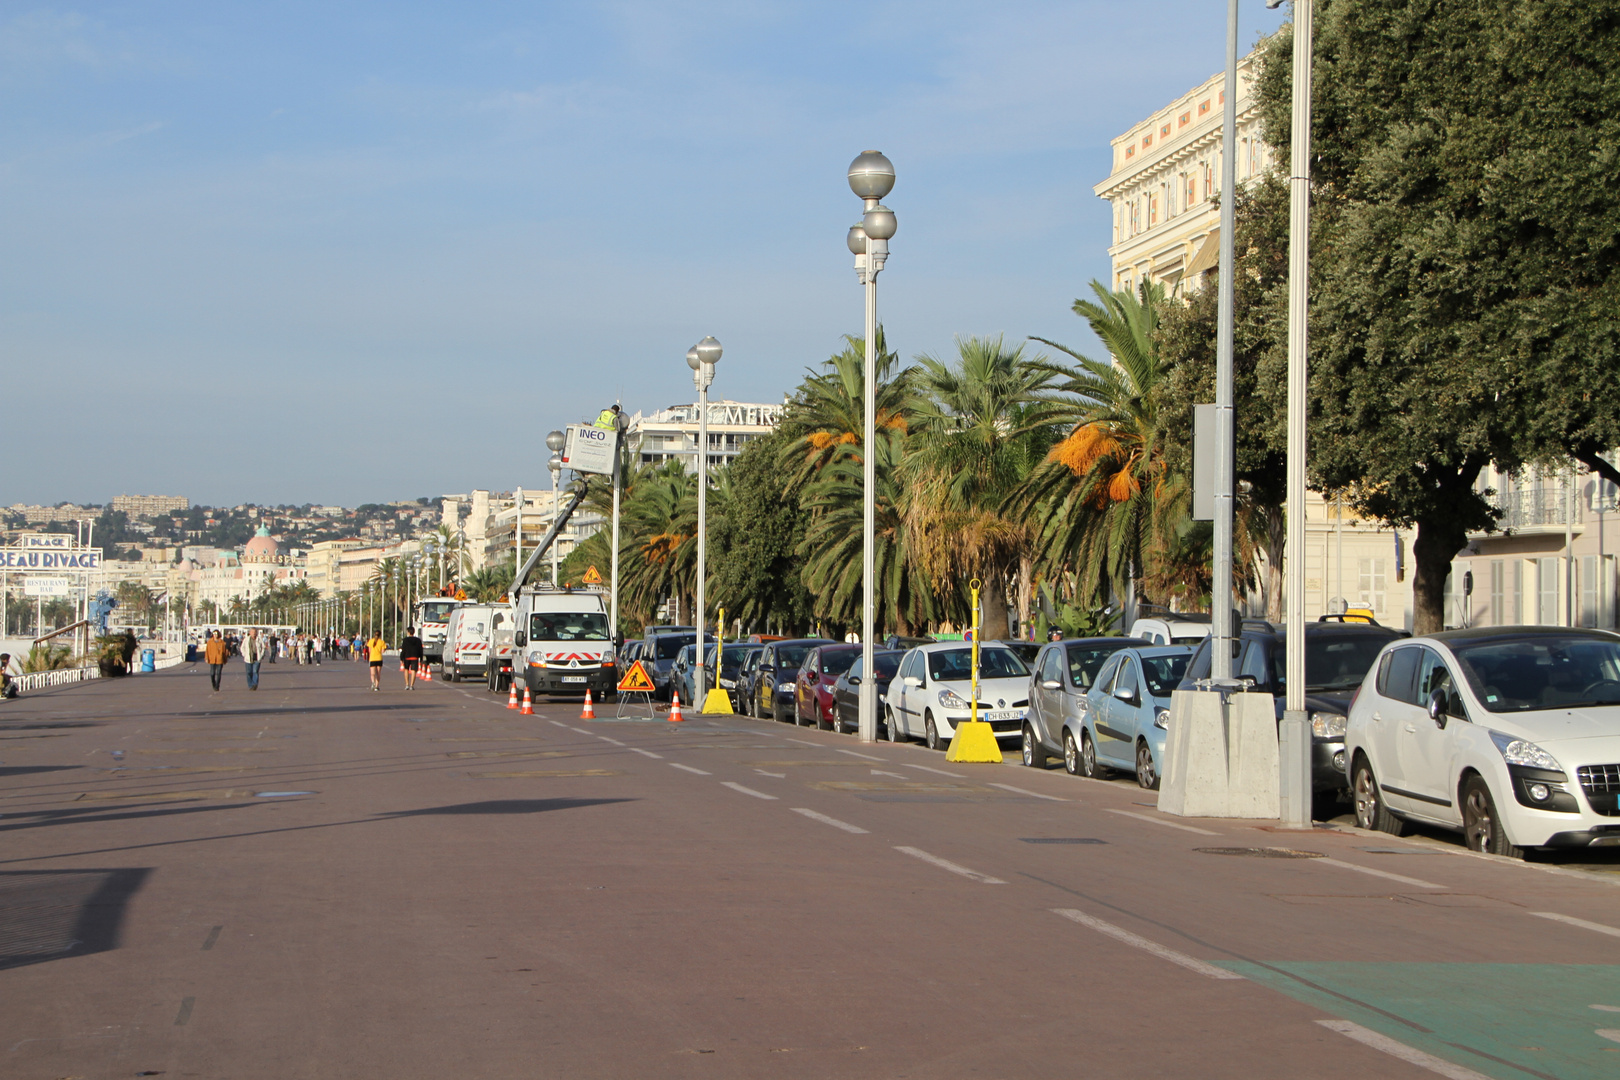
1221 962 1620 1079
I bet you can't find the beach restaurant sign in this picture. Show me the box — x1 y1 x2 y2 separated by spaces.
1 546 102 571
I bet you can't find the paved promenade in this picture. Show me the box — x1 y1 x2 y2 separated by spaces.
3 659 1618 1079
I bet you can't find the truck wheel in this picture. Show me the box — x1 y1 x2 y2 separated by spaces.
447 665 459 683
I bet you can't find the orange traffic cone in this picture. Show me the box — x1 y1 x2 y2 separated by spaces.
668 691 684 722
421 661 432 681
506 680 520 709
580 690 596 720
520 686 534 715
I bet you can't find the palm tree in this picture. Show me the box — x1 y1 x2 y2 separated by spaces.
902 335 1062 638
619 461 699 624
798 426 935 636
464 564 515 603
777 328 914 488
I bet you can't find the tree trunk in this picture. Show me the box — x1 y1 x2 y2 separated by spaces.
1266 507 1285 624
1016 554 1033 640
1411 517 1468 635
980 566 1011 641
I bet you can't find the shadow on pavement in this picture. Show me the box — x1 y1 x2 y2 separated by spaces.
378 798 637 817
152 703 441 719
0 766 82 778
0 722 103 731
0 867 152 971
0 802 259 835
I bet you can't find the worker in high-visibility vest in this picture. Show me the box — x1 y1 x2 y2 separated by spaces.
594 404 621 430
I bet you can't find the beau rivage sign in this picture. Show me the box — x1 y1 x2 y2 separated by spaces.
2 534 102 571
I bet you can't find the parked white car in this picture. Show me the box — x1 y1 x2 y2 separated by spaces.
1126 614 1212 647
1345 627 1620 857
885 642 1032 751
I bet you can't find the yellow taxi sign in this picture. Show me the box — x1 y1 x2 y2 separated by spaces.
617 660 656 693
582 565 604 585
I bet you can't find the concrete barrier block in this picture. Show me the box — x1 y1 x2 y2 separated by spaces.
1225 692 1280 819
1158 689 1231 817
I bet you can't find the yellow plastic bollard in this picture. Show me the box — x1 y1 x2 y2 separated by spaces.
946 577 1003 763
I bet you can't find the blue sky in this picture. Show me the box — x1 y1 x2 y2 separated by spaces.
0 2 1288 508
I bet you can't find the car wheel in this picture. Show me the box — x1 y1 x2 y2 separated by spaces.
1021 723 1047 769
924 712 942 752
773 699 788 723
1351 756 1410 837
886 709 903 743
1135 739 1159 791
1063 730 1080 776
1462 775 1523 858
1079 731 1103 779
447 666 459 683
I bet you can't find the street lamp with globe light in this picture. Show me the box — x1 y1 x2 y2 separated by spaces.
847 150 895 743
546 430 566 587
687 337 721 706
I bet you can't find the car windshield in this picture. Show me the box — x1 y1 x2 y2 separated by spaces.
706 645 755 674
1171 635 1207 646
927 647 1029 682
1273 634 1392 692
777 645 811 670
1452 635 1620 712
530 612 609 641
654 634 696 660
820 650 859 675
420 602 458 623
1140 654 1192 697
1066 644 1124 689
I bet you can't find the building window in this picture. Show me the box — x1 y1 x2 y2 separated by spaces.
1357 558 1387 615
1160 123 1171 137
1149 195 1158 226
1142 134 1152 148
1538 557 1559 625
1186 175 1197 205
1199 99 1210 116
1582 555 1597 627
1179 111 1191 127
1125 145 1135 159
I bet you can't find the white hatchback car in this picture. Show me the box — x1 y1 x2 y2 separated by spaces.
885 642 1031 751
1345 627 1620 857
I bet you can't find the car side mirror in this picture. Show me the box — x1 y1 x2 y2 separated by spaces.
1115 686 1137 704
514 631 526 647
904 676 923 688
1427 687 1449 728
848 675 861 685
1237 674 1258 688
1041 679 1063 691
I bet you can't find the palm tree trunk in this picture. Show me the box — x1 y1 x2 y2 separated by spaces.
1016 554 1033 640
981 566 1011 641
1266 507 1285 624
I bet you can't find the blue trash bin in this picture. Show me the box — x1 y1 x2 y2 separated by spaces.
140 649 155 673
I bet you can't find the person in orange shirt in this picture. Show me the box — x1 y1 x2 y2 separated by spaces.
203 631 229 692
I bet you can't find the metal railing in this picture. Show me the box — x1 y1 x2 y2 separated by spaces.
12 665 100 692
1493 487 1580 530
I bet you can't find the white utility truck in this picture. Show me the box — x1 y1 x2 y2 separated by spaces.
514 586 615 698
443 602 514 684
412 597 463 667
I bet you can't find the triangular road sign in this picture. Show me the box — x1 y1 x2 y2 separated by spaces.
582 565 604 585
617 659 656 693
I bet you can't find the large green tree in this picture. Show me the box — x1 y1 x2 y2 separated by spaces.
1259 0 1620 632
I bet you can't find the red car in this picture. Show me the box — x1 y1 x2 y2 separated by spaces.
794 644 862 730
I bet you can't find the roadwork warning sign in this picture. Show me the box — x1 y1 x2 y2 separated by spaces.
582 565 603 585
617 660 656 693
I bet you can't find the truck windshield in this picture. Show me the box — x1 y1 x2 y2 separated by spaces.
419 602 458 624
530 612 610 641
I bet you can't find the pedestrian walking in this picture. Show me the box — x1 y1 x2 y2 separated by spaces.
204 631 228 691
241 628 264 691
366 631 386 690
0 653 19 700
400 626 424 690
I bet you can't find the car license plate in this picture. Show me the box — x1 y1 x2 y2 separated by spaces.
987 709 1024 721
562 676 587 684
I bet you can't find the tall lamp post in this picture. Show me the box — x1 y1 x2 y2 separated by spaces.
1272 0 1316 827
687 336 722 705
546 430 566 587
847 150 896 744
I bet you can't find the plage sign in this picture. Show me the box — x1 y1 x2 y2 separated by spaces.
0 548 102 571
562 424 617 477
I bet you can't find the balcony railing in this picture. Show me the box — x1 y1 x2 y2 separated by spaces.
1493 488 1580 531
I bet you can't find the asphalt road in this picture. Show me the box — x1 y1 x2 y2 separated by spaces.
3 659 1619 1079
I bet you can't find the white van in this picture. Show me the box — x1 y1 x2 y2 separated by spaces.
1127 613 1213 647
444 603 511 684
513 586 615 697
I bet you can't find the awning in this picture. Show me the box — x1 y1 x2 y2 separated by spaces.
1184 228 1221 278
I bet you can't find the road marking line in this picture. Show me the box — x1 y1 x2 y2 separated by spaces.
722 781 778 801
597 736 625 746
871 769 909 779
785 738 820 747
755 769 786 778
629 747 663 759
988 782 1066 801
1051 909 1243 980
790 808 868 834
1316 857 1443 890
836 748 885 762
550 721 568 728
669 763 711 776
570 727 591 735
1316 1020 1492 1080
1598 1029 1620 1044
1104 809 1220 836
901 762 967 778
1529 911 1620 939
895 846 1005 884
